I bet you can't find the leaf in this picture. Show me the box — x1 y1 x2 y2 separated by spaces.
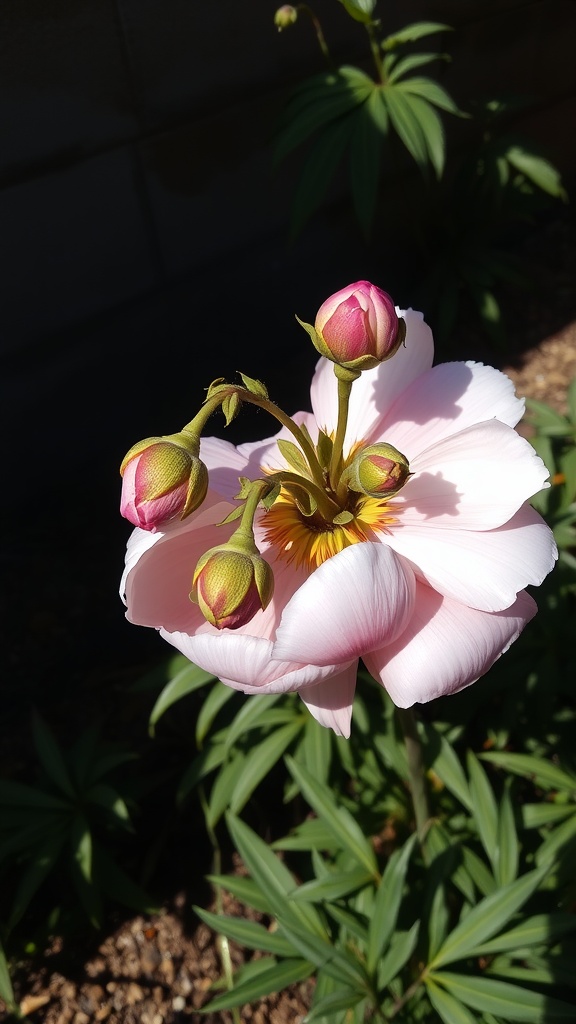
193 907 294 957
535 812 576 867
94 842 159 915
272 817 338 853
338 0 377 24
85 783 132 829
469 912 576 956
495 782 519 887
289 114 356 237
521 803 575 829
461 845 496 897
424 728 472 810
229 720 303 815
0 940 15 1011
196 681 237 746
305 987 364 1021
383 22 452 49
31 711 76 800
7 833 66 932
207 873 273 916
429 865 547 968
426 977 478 1024
201 958 314 1013
0 779 70 811
467 751 499 869
349 95 382 236
176 735 227 804
480 752 576 795
367 833 417 970
148 660 215 735
290 866 372 903
388 52 450 83
377 921 420 990
506 147 567 199
401 92 445 176
276 439 312 477
207 751 246 828
275 68 373 162
430 971 576 1021
225 814 326 937
397 76 463 115
238 372 268 399
383 85 428 167
297 713 333 785
285 757 378 876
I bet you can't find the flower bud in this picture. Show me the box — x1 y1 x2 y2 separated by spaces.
274 5 298 30
120 432 208 531
347 443 410 498
310 280 405 370
192 545 274 630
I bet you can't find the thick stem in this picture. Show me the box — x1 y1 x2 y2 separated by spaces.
328 373 354 486
396 707 432 853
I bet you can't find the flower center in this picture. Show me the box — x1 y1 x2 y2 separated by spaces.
261 486 397 570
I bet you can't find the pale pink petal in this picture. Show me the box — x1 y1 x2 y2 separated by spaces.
371 361 525 454
364 584 537 707
200 436 250 500
162 630 352 694
122 498 236 631
394 420 550 530
310 309 434 449
272 543 416 666
236 411 320 474
385 503 557 612
298 664 358 737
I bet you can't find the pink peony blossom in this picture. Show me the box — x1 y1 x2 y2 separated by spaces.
121 309 557 737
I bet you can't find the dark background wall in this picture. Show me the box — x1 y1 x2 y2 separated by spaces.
2 1 575 696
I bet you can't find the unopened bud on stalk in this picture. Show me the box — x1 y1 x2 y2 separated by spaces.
298 280 405 371
274 5 298 30
192 542 274 630
347 443 411 498
120 432 208 531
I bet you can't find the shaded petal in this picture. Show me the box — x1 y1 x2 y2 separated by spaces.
385 503 557 612
396 420 550 530
122 497 236 631
310 309 434 449
299 663 358 737
364 584 537 707
374 361 525 455
162 630 352 694
272 543 416 666
237 411 320 474
200 436 250 500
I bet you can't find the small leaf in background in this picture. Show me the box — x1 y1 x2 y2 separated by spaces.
338 0 377 25
201 957 314 1013
31 711 76 800
467 751 499 869
495 780 519 887
367 832 417 970
195 680 237 746
228 720 303 815
193 907 294 957
382 22 453 49
148 660 215 735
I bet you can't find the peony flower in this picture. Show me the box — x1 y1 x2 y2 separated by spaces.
121 308 557 737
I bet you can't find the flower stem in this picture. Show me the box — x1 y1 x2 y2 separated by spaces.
298 4 333 67
366 21 385 83
329 367 358 486
396 707 431 855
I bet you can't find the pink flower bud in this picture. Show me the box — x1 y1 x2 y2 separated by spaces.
313 281 405 370
348 443 411 498
120 433 208 531
192 545 274 630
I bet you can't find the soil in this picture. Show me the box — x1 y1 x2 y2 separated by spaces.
2 207 576 1024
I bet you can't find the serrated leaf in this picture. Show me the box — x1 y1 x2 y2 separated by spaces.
426 977 478 1024
193 907 294 957
149 660 215 735
229 720 303 816
31 712 76 800
238 371 268 399
480 752 576 794
367 833 417 970
202 957 314 1012
285 757 378 876
429 865 547 968
431 971 576 1020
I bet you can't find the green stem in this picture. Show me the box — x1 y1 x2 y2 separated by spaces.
298 4 333 66
269 470 341 521
366 21 385 83
328 371 355 487
396 707 432 855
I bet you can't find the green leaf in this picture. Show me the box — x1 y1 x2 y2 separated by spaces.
396 76 462 115
0 940 15 1011
94 842 159 915
193 907 294 957
272 817 338 853
535 812 576 867
149 660 215 735
469 912 576 956
505 147 567 199
425 729 472 810
289 114 356 237
297 712 333 785
383 22 452 48
238 372 268 399
207 751 246 828
431 971 576 1021
495 782 519 887
467 751 499 868
378 921 420 990
225 813 326 937
275 68 374 162
338 0 376 24
201 958 314 1013
521 803 575 829
290 866 372 903
525 399 572 438
277 920 367 988
305 987 364 1021
383 85 428 167
85 783 132 829
176 735 227 804
31 711 76 799
196 681 237 745
429 865 547 968
388 52 450 83
276 439 312 477
461 845 496 897
285 757 378 876
426 977 478 1024
229 720 303 815
567 378 576 424
401 92 445 176
349 95 382 236
207 873 273 916
367 833 417 970
7 833 66 932
0 779 70 811
480 752 576 795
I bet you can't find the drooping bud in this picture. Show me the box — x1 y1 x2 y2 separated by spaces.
298 280 405 371
274 5 298 30
346 443 411 498
120 431 208 531
192 543 274 630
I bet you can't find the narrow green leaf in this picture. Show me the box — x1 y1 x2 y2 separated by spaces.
229 721 303 815
378 921 420 990
469 912 576 956
431 970 576 1021
207 751 246 828
85 783 132 829
276 439 312 477
305 987 363 1021
202 958 314 1013
495 782 519 887
272 817 338 853
0 779 70 811
521 802 574 829
536 812 576 867
176 735 227 804
367 833 417 970
426 977 478 1024
349 97 382 236
71 815 92 883
429 865 547 968
289 114 355 236
207 873 273 916
0 941 15 1010
383 85 428 167
149 660 215 734
275 69 372 162
196 681 237 745
285 757 378 875
193 907 294 956
425 730 472 810
31 711 76 799
7 833 66 932
467 751 499 868
291 866 372 903
388 52 450 83
277 920 367 987
383 22 452 48
339 0 376 25
396 76 463 115
297 713 333 785
225 813 326 937
94 842 159 915
480 752 576 794
324 903 369 946
506 147 567 199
